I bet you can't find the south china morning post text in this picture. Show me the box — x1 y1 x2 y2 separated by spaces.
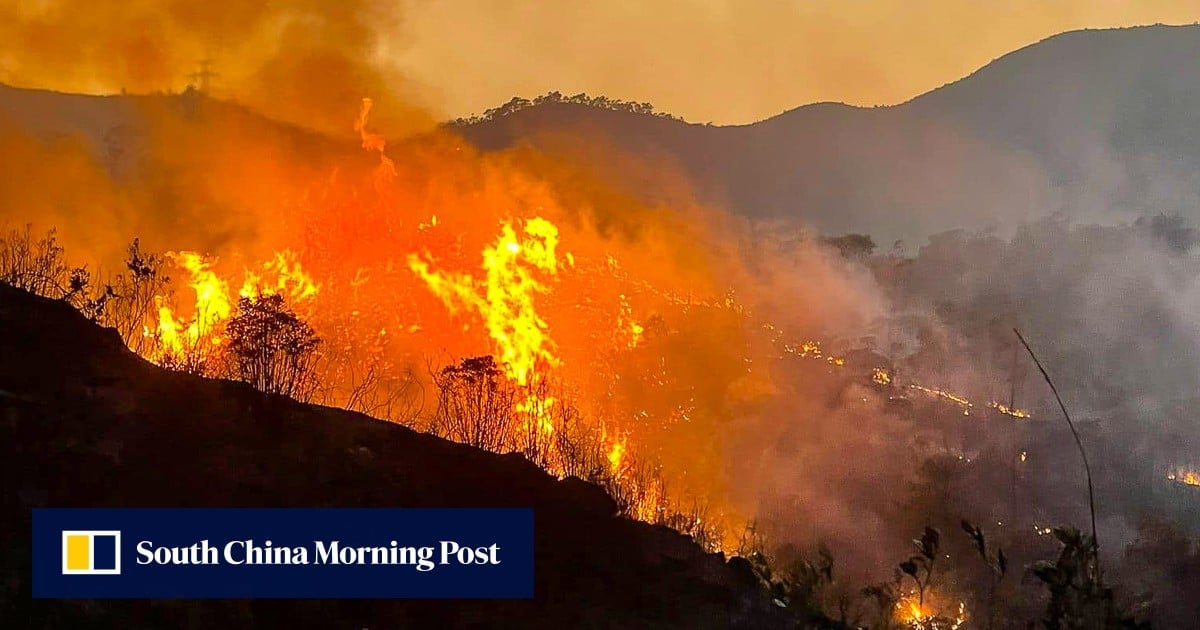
135 538 502 571
33 508 534 598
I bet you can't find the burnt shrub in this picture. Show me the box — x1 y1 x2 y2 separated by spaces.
225 293 321 401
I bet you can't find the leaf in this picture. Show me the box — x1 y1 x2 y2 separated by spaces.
1032 562 1065 588
817 544 834 582
962 520 987 558
900 559 919 578
920 527 941 560
997 548 1008 576
1052 526 1080 546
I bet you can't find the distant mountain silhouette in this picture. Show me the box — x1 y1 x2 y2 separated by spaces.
0 83 346 163
3 25 1199 244
454 25 1200 244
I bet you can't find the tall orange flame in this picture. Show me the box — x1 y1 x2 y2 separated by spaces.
408 217 562 386
145 250 320 369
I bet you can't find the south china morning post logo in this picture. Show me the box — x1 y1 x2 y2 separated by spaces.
61 530 121 575
34 508 533 598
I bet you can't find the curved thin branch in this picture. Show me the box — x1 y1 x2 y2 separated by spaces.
1013 328 1099 567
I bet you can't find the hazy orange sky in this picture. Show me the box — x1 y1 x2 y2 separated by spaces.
392 0 1200 123
2 1 1199 126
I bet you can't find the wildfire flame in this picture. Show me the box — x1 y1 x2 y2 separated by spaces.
909 384 973 415
144 250 320 369
239 250 321 303
896 595 967 629
354 97 396 190
988 400 1031 419
126 100 710 544
408 217 561 387
1167 466 1200 487
117 96 970 555
873 367 892 385
515 392 558 436
145 252 232 366
898 597 927 625
608 437 627 472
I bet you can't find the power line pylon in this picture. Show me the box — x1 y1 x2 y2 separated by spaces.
188 59 219 94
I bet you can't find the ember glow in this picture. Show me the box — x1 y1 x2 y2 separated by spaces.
988 400 1031 419
872 367 892 385
783 339 845 366
1167 466 1200 487
896 596 967 629
908 384 973 415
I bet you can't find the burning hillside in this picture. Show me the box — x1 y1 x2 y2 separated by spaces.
0 93 883 556
5 85 1195 621
118 111 702 547
9 79 1200 624
5 10 1200 624
0 83 1037 624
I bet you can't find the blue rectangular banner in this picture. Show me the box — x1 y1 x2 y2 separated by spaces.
33 508 534 598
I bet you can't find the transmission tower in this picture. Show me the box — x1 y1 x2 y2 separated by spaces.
188 59 219 94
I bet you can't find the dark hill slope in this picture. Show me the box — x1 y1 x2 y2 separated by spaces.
0 83 346 161
0 284 785 629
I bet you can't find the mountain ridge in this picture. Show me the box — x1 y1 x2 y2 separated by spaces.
3 24 1199 244
452 24 1200 243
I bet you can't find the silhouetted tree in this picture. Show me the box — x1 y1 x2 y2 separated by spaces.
101 238 171 353
0 224 71 297
0 224 104 317
1135 213 1199 253
430 356 517 452
452 92 684 125
225 294 321 401
822 233 877 259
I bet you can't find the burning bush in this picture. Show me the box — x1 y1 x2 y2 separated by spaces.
100 238 172 355
0 225 86 307
0 227 173 352
225 293 321 401
431 356 517 452
431 356 615 486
